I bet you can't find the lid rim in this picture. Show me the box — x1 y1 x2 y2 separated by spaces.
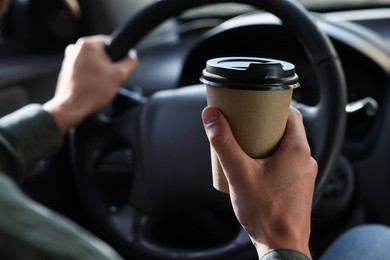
200 77 300 91
200 56 299 91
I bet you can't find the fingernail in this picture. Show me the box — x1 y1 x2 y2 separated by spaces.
129 49 138 61
202 107 220 125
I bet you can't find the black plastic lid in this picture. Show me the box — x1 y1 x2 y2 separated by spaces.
200 57 299 90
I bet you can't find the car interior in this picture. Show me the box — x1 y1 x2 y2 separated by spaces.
1 0 390 259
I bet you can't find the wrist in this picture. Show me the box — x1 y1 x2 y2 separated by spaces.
43 98 87 134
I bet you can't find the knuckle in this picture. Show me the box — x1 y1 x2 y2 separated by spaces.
77 38 97 52
208 126 228 148
310 157 318 175
292 140 311 158
76 37 87 46
292 107 303 121
65 44 75 55
291 142 317 174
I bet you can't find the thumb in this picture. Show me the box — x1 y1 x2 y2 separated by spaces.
112 49 138 82
201 106 250 180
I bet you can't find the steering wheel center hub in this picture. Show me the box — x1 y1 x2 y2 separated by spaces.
129 86 231 214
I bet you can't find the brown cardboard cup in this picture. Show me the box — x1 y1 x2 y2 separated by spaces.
200 57 299 193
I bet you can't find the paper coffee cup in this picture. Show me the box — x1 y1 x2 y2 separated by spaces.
200 57 299 193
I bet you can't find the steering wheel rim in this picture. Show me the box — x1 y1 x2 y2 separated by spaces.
71 0 347 258
105 0 347 194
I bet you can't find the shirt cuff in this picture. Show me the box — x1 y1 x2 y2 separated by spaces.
261 248 311 260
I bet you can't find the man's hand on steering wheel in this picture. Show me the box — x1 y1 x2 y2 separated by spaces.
44 36 138 134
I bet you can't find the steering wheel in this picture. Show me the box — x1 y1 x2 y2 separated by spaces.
70 0 347 258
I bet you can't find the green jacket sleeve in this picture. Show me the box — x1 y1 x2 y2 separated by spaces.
0 173 123 260
261 248 311 260
0 104 63 182
0 104 123 259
